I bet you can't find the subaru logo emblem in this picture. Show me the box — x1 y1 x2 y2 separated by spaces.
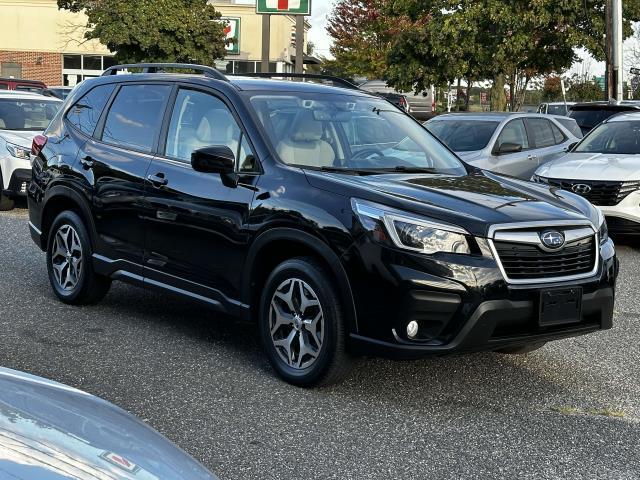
540 230 565 249
572 183 592 195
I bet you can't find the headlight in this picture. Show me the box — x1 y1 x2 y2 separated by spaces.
6 142 31 160
531 174 549 184
596 208 608 245
351 198 471 254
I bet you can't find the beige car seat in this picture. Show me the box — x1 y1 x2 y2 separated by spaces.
277 110 335 167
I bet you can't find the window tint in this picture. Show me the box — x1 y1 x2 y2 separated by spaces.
102 84 170 152
557 118 583 139
526 118 555 148
238 134 258 172
550 121 566 144
165 89 242 163
497 119 529 151
66 84 115 136
426 120 500 151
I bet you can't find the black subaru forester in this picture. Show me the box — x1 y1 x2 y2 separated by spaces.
28 64 617 386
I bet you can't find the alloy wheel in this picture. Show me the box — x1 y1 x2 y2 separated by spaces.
269 278 324 369
51 224 83 291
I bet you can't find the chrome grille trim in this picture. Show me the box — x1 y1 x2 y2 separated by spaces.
487 220 599 285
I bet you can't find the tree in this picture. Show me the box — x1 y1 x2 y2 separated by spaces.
57 0 227 65
381 0 640 111
567 74 604 102
542 76 563 101
327 0 409 80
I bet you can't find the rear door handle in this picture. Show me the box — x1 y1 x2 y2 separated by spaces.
527 154 537 161
147 173 168 188
80 156 94 169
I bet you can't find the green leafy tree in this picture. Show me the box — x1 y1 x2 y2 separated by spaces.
381 0 640 111
542 76 563 101
58 0 227 65
567 75 604 102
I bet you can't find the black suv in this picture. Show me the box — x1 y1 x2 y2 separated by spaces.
28 64 618 386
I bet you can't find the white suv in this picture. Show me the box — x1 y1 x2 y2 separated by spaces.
0 91 61 210
533 112 640 235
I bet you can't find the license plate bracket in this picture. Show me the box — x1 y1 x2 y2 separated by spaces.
539 288 583 326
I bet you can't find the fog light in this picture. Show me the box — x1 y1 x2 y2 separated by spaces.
406 320 419 338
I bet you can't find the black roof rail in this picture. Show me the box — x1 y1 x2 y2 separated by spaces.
102 63 228 81
228 72 360 90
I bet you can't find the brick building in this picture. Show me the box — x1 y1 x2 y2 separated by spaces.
0 0 312 87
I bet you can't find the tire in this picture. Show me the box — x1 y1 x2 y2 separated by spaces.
259 257 352 387
0 171 15 211
46 210 111 305
495 342 546 355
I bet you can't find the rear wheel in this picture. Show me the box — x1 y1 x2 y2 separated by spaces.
259 257 352 387
495 342 546 355
0 171 15 211
46 211 111 305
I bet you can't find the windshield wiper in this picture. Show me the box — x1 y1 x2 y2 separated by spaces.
368 166 440 174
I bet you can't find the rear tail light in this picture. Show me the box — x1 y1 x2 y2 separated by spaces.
31 135 48 156
399 97 407 110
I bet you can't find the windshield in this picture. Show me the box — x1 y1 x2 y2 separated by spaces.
425 119 500 152
0 99 61 131
574 121 640 155
249 93 466 175
568 109 618 130
547 104 568 116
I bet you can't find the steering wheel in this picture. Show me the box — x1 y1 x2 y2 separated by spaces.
351 147 386 163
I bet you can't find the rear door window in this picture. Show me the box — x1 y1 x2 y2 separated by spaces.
66 84 116 136
101 84 171 153
525 118 556 148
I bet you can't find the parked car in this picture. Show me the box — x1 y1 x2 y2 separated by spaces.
359 79 433 120
0 77 46 93
533 111 640 235
424 113 581 180
29 63 616 387
537 102 575 116
374 91 410 112
568 101 640 136
43 86 74 100
0 366 217 479
0 91 62 210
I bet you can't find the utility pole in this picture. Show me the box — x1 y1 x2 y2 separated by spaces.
606 0 624 101
261 14 271 73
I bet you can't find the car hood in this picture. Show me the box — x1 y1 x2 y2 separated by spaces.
0 130 38 149
305 170 596 237
0 368 217 480
536 152 640 181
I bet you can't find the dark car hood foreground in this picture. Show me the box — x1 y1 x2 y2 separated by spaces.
0 368 217 480
305 170 596 236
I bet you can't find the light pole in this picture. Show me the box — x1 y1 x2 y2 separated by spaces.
606 0 624 101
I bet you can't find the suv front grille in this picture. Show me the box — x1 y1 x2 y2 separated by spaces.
547 179 639 206
491 226 597 282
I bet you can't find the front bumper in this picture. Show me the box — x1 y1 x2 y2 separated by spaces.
345 238 618 359
599 190 640 235
2 168 30 197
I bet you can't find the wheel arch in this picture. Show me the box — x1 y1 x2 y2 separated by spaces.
40 185 96 251
242 228 358 334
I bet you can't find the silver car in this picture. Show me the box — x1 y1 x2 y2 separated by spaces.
0 367 218 479
425 113 582 179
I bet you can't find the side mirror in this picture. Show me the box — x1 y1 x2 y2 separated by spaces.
191 146 235 174
565 142 578 152
497 142 523 155
191 145 239 188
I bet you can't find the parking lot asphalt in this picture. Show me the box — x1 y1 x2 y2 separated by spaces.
1 204 639 479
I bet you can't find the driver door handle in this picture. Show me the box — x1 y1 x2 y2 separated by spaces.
147 173 168 188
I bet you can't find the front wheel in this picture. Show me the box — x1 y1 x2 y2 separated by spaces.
259 257 352 387
46 211 111 305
